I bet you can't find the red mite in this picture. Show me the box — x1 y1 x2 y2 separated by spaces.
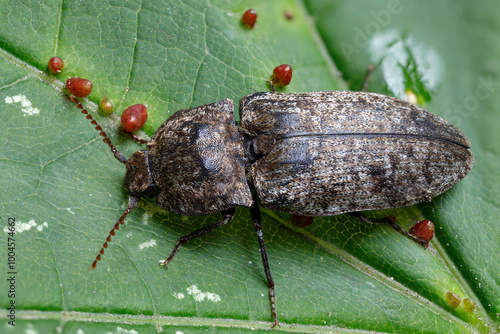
48 56 64 74
272 64 292 87
121 104 148 132
268 64 292 91
284 10 294 20
99 99 114 116
290 215 314 228
409 219 435 246
66 77 93 98
242 9 257 28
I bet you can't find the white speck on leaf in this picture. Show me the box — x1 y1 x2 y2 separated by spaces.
36 222 49 231
3 219 48 233
141 212 151 225
183 284 221 303
5 94 40 116
26 324 38 334
173 292 185 300
206 292 221 302
138 239 156 250
106 327 138 334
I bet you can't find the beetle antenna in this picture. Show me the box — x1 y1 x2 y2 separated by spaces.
70 95 128 164
91 196 139 269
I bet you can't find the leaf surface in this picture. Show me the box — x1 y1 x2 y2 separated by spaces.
0 0 498 333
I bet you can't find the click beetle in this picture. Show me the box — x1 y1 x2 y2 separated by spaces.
76 91 473 327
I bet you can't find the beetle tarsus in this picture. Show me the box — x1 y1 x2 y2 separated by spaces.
250 199 279 327
163 243 182 267
119 129 149 144
383 215 429 248
349 212 429 248
267 80 275 92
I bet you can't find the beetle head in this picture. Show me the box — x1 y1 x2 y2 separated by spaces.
124 150 158 198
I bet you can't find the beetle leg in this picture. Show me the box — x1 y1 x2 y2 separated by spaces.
119 129 149 144
160 208 235 267
250 201 279 327
267 80 276 92
348 212 428 248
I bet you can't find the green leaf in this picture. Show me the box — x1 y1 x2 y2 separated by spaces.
0 0 498 333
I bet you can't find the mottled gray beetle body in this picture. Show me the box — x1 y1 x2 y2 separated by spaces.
92 90 473 327
239 91 473 216
125 90 473 218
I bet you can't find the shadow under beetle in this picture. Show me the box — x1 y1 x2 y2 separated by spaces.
78 91 473 327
